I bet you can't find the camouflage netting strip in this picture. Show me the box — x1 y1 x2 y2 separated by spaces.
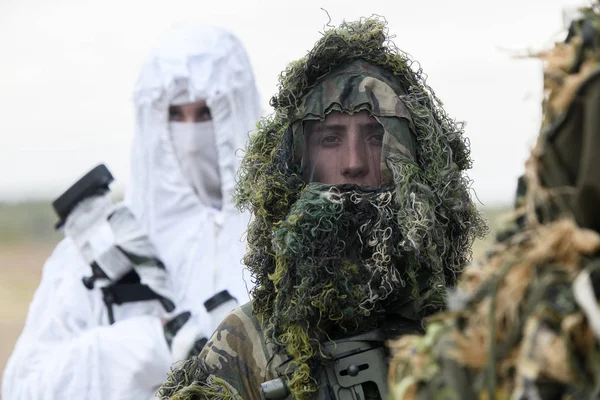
159 357 242 400
234 16 487 399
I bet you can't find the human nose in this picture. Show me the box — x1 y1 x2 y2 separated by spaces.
182 114 196 123
341 134 369 180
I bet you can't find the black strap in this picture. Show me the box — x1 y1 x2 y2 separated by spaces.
204 290 235 312
100 272 164 324
164 311 192 348
102 283 163 306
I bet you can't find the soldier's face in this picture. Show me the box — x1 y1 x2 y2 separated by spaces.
168 100 212 123
304 110 383 186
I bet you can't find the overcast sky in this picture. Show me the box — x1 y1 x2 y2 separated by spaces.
0 0 588 205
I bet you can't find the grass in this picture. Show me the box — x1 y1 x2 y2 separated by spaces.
0 201 63 244
0 201 63 385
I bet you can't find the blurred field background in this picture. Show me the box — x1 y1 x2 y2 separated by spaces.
0 201 62 384
0 202 511 382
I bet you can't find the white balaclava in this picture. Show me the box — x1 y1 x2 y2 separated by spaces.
169 116 222 210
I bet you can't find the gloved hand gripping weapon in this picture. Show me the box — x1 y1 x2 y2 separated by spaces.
52 164 239 361
52 164 176 323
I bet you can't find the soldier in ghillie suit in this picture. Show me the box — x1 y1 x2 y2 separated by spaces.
158 17 486 400
389 4 600 400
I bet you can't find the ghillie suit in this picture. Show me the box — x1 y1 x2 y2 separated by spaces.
389 4 600 400
159 17 485 400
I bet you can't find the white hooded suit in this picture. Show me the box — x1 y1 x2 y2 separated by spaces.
2 24 261 400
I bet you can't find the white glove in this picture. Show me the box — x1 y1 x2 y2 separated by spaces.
163 311 208 363
64 193 175 314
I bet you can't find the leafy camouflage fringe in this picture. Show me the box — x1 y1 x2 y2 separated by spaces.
389 218 600 399
268 185 410 397
233 17 486 399
158 357 242 400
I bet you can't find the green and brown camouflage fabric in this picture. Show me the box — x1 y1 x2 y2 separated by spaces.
291 59 417 185
388 5 600 400
159 302 291 400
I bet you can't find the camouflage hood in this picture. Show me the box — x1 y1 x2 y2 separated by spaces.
232 17 485 399
236 16 485 320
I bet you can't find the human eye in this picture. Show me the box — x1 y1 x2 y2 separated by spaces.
365 123 384 146
168 106 183 122
369 132 384 146
196 107 212 122
320 133 341 146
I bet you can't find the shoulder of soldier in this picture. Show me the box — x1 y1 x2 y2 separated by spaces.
204 301 265 353
200 301 284 399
